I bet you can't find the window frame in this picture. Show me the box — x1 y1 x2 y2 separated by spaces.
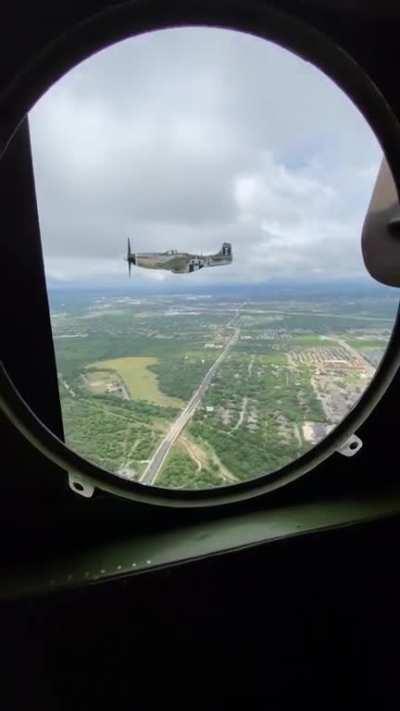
0 118 64 440
1 0 400 509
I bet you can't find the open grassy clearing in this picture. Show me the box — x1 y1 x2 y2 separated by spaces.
343 338 389 350
90 356 184 408
83 369 125 396
291 335 334 347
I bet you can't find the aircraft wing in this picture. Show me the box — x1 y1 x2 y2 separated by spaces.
169 255 193 273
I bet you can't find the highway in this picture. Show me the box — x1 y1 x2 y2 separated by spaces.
138 317 241 486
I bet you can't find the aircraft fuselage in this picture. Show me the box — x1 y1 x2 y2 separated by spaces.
127 242 232 274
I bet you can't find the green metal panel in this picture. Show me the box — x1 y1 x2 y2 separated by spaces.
2 485 400 600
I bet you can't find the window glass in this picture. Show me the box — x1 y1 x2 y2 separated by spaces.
29 28 398 489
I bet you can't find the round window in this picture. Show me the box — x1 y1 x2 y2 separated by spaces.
1 3 400 506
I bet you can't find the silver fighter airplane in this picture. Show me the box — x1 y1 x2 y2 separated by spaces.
126 239 232 275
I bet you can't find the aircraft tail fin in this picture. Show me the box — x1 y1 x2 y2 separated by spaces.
220 242 232 259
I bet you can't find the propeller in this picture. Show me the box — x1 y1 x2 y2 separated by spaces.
127 238 132 277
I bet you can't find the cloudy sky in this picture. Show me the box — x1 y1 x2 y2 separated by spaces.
29 26 382 287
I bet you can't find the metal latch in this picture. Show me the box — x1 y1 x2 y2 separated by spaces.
68 473 95 497
337 434 363 458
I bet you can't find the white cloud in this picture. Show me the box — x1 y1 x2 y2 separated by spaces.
29 26 382 285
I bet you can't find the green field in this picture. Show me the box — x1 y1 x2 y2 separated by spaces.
90 356 184 408
84 369 121 395
344 338 388 350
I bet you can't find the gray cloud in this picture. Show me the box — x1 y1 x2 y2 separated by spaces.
29 26 382 284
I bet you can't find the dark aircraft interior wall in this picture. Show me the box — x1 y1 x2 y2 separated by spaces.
3 518 400 708
1 1 400 708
